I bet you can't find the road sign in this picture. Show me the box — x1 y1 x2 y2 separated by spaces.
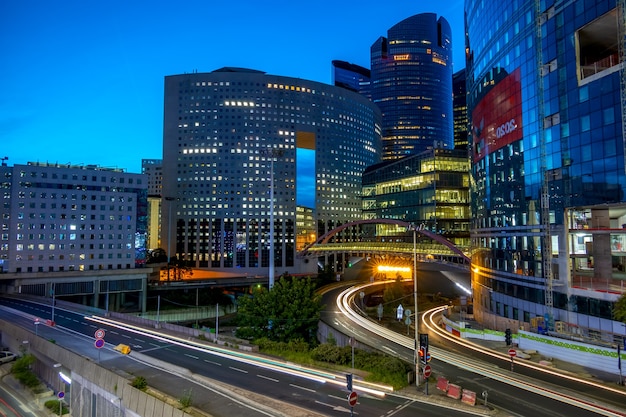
423 364 432 378
396 304 404 320
58 391 65 399
94 329 106 339
348 391 358 407
508 348 516 357
94 339 105 349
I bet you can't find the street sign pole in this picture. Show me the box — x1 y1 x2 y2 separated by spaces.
347 391 358 417
508 348 516 371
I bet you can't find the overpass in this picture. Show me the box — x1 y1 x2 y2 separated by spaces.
299 219 471 267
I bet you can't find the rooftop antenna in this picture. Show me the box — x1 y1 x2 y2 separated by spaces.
1 157 8 166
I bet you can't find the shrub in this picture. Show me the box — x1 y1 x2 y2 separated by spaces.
11 354 40 389
131 376 147 390
179 389 193 408
44 399 69 415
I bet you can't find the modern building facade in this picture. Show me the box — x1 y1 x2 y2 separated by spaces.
332 60 372 99
362 147 470 250
162 68 382 276
371 13 454 159
142 159 163 250
467 0 626 343
0 162 150 311
452 69 469 150
0 163 148 274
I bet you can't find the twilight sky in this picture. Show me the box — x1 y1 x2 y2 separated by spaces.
1 0 465 174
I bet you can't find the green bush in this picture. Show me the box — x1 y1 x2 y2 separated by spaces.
11 354 40 389
131 376 147 390
44 399 69 414
311 344 351 364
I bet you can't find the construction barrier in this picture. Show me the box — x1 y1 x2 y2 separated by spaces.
114 344 131 354
461 389 477 406
436 376 449 392
447 383 461 399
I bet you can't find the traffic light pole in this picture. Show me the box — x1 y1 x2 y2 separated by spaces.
412 226 420 387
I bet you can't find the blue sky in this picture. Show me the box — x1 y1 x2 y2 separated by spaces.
1 1 465 174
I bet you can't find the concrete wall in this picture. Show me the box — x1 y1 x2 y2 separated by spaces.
0 319 187 417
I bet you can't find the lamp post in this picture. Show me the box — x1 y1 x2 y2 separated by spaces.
263 148 284 289
164 197 176 282
408 223 423 387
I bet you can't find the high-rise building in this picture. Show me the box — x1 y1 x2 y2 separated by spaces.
452 70 468 150
371 13 454 159
467 0 626 343
332 60 371 99
142 159 163 250
0 162 148 273
161 68 382 276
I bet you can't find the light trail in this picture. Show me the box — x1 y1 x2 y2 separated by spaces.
337 284 626 417
85 315 391 397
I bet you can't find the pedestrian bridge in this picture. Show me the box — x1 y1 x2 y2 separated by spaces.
298 219 471 267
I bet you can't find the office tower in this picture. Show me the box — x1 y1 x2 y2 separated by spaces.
371 13 454 159
332 60 371 99
452 70 468 150
361 147 470 248
142 159 163 250
0 162 148 273
161 68 382 276
467 0 626 342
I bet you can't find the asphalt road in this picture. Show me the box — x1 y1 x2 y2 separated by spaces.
323 272 626 417
0 298 487 417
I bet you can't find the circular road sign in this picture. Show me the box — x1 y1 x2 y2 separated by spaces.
508 348 517 357
423 364 432 378
348 391 358 407
58 391 65 399
94 339 105 349
94 328 106 339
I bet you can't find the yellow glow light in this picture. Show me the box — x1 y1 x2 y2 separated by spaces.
377 265 411 273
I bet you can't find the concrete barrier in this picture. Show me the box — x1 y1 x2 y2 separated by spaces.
447 383 461 399
436 376 449 392
461 389 476 406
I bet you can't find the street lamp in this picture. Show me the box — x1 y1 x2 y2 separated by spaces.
164 197 176 282
262 148 284 289
407 223 424 387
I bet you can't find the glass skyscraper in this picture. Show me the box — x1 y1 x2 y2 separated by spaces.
467 0 626 343
332 60 371 100
371 13 454 159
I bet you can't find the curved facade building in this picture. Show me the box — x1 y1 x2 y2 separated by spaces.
161 68 382 276
371 13 454 159
467 0 626 343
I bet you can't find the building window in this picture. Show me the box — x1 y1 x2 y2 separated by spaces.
577 9 620 82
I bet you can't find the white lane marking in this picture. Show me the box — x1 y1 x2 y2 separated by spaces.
184 353 199 359
290 383 316 393
257 374 279 383
229 366 248 374
204 359 222 366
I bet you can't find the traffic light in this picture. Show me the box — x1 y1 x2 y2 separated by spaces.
505 328 512 346
346 373 353 391
419 333 429 364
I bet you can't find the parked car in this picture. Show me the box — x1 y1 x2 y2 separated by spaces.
0 351 17 364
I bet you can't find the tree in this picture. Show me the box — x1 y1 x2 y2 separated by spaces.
236 276 323 343
614 294 626 324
